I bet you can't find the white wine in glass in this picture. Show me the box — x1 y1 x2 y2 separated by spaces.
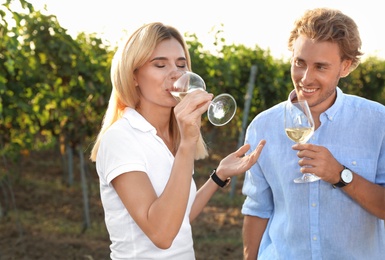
285 127 314 143
284 100 320 183
171 71 237 126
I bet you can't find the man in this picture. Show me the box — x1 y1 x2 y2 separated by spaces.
242 8 385 259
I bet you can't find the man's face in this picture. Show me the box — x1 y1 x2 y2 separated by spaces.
290 35 351 113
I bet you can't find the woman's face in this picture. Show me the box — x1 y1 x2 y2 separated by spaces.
134 38 188 109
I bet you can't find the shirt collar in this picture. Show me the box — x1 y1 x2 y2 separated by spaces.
287 87 344 122
122 107 155 132
324 87 344 121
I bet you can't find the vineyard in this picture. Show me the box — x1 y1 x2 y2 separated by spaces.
1 0 385 259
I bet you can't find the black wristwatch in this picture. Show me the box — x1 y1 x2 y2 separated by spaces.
333 166 353 188
210 169 231 188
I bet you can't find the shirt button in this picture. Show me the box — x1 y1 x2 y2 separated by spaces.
352 161 357 166
313 236 317 241
311 203 317 207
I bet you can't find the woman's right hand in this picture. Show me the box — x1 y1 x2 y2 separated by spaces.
173 90 213 144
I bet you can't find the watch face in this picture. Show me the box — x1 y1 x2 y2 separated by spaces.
341 169 353 183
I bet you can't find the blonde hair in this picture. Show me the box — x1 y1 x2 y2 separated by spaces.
90 22 208 162
288 8 363 72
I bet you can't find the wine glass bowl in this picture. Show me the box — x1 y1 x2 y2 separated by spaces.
284 100 320 183
171 71 237 126
170 71 206 102
208 93 237 126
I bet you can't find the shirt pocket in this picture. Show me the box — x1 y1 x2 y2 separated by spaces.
340 157 377 183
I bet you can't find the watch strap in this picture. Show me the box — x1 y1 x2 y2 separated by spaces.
210 169 231 188
333 180 346 188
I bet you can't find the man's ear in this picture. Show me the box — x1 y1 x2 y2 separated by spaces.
340 59 353 78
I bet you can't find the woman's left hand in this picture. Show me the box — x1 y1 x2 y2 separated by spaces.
216 140 266 180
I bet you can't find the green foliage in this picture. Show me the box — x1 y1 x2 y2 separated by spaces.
187 27 292 138
340 56 385 105
1 0 385 162
1 0 113 160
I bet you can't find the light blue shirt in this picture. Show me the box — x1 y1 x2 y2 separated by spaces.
242 87 385 259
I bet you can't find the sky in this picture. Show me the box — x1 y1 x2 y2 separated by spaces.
23 0 385 60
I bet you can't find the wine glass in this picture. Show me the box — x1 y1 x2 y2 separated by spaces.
284 100 320 183
171 71 237 126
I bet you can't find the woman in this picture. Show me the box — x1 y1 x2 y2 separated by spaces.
90 22 265 259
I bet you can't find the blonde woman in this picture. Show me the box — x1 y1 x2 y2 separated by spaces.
90 22 265 259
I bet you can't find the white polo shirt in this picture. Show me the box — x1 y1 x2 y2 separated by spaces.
96 107 196 260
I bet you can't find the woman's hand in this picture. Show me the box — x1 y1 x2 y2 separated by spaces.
173 90 213 144
216 140 266 180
